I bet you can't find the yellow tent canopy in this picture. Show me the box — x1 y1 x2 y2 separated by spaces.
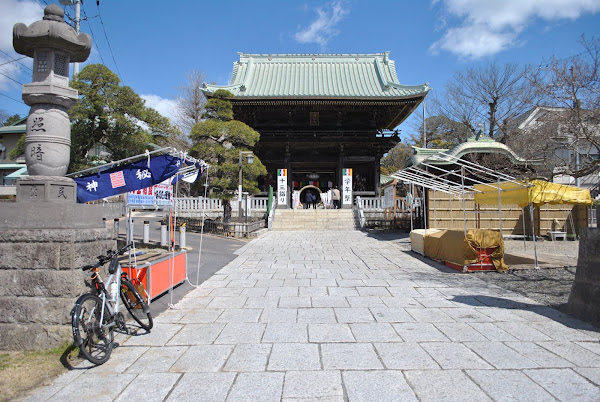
474 179 593 208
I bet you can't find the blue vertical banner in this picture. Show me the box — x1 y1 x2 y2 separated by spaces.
73 154 183 203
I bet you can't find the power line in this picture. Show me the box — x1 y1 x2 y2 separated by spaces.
0 72 24 85
0 57 28 68
0 92 25 105
0 67 26 86
0 51 32 72
81 8 106 66
96 4 123 82
0 55 30 85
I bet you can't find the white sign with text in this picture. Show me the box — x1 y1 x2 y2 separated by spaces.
342 168 352 205
277 169 287 206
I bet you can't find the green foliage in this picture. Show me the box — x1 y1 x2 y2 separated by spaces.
1 114 22 126
8 134 25 160
68 64 180 173
421 116 470 148
201 89 234 121
190 91 266 211
190 118 266 201
380 142 413 175
0 114 24 160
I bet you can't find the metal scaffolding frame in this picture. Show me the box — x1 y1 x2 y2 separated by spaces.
66 146 207 178
391 151 540 269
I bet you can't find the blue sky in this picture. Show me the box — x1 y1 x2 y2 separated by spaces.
1 0 599 138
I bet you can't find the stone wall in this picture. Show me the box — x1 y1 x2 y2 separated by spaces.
101 202 125 220
567 228 600 327
0 228 115 350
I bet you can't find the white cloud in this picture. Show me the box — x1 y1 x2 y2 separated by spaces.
0 0 40 53
294 1 350 48
0 0 39 90
141 94 177 122
430 0 600 59
0 61 25 91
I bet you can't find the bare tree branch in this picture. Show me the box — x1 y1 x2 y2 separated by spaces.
525 35 600 179
432 61 534 143
174 69 207 136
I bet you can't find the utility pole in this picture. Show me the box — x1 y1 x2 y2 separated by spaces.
422 99 427 148
60 0 81 75
74 0 81 75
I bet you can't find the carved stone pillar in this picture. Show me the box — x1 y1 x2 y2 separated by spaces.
13 4 91 177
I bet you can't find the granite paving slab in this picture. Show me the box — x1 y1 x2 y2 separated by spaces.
27 231 600 401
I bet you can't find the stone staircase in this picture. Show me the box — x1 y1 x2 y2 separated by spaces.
272 208 357 231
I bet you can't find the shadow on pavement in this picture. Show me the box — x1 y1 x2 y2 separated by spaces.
451 294 600 333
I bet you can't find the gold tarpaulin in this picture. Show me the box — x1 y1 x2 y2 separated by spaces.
423 229 509 272
473 179 593 208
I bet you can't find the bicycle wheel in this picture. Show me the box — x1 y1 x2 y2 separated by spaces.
120 280 153 331
71 293 114 365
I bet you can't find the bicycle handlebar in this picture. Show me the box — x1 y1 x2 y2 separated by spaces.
80 243 134 271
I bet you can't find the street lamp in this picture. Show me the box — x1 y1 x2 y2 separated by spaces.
238 151 254 220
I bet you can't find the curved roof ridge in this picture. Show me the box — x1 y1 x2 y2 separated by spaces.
203 51 430 99
407 139 541 168
237 52 392 58
427 141 532 166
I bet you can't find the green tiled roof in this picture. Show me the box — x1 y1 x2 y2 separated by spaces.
4 166 28 179
203 52 429 99
0 164 26 170
407 137 537 167
380 174 395 185
0 124 26 134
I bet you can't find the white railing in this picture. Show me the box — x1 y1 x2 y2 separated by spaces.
252 197 269 210
176 197 222 211
267 197 277 230
357 196 423 217
355 196 366 229
357 196 382 209
176 196 270 212
356 197 412 210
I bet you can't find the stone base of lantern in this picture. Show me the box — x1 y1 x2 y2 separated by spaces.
16 175 76 202
0 191 115 350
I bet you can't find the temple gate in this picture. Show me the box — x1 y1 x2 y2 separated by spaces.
202 52 429 207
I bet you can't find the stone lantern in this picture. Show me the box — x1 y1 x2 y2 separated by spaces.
13 4 91 177
0 5 113 351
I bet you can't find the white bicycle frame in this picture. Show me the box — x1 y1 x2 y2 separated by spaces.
97 263 123 329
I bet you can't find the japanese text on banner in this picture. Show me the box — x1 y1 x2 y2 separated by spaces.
342 168 352 205
277 168 287 206
127 184 173 206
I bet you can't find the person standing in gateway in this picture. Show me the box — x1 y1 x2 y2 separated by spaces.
332 186 341 209
304 190 312 209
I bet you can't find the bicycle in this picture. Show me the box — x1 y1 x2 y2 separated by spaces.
71 242 153 365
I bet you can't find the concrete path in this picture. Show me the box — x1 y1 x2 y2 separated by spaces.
28 231 600 401
114 214 246 316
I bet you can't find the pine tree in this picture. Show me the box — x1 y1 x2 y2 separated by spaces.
190 90 266 222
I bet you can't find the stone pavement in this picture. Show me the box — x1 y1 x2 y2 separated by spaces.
27 231 600 401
